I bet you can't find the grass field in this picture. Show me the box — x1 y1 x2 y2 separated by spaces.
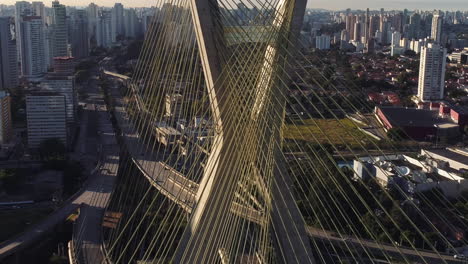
0 207 53 242
283 118 370 149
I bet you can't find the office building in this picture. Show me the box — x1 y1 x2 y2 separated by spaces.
26 93 67 148
97 10 112 48
71 10 89 58
353 21 362 42
418 43 447 101
31 1 45 25
52 1 68 57
20 16 46 79
124 8 138 38
111 3 124 42
41 75 77 124
87 3 99 40
391 31 401 47
431 14 443 43
14 1 32 63
0 91 12 144
0 17 18 89
409 13 421 39
315 35 330 50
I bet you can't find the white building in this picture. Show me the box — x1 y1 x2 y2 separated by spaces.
431 14 443 43
391 31 401 47
41 75 77 123
97 10 112 48
0 91 12 144
0 17 18 89
418 43 447 101
315 35 330 50
26 93 67 148
20 16 46 80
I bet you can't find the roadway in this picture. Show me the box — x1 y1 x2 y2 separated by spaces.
103 71 462 264
0 72 103 261
106 73 198 213
72 70 120 264
306 225 462 263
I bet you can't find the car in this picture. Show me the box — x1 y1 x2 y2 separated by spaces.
454 254 467 260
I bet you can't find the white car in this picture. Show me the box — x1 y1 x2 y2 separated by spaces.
454 254 467 260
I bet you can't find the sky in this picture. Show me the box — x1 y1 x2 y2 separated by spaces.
1 0 468 10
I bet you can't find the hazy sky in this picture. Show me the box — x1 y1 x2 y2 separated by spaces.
1 0 468 10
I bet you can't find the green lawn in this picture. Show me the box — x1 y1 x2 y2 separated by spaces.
283 118 370 149
0 207 53 242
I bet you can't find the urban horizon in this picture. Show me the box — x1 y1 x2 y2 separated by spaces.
0 1 468 11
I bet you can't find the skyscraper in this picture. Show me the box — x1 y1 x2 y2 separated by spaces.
87 3 99 45
0 17 18 89
431 14 443 43
111 3 124 42
31 1 45 25
14 1 32 64
97 10 112 48
418 43 447 101
52 1 68 57
71 10 89 58
409 13 421 40
20 16 46 79
124 8 137 39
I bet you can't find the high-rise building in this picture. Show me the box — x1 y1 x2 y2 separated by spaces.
418 43 447 101
391 31 401 47
20 16 46 79
31 1 45 25
87 3 99 40
124 8 137 39
409 13 421 40
0 91 12 144
368 16 379 41
26 92 67 148
431 14 443 43
111 3 124 42
345 15 356 41
353 21 362 42
71 10 89 58
14 1 32 63
41 75 76 124
97 10 112 48
315 35 330 50
0 17 18 89
52 1 68 57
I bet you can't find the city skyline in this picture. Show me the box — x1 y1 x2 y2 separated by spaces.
0 0 467 10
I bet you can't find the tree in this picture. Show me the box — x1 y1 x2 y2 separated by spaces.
63 161 83 195
403 50 417 57
39 138 66 161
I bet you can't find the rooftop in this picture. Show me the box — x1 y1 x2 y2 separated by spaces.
378 107 453 128
424 148 468 166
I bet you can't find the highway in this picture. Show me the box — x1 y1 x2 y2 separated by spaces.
72 71 120 264
0 72 106 261
104 71 462 264
306 227 462 263
106 73 198 213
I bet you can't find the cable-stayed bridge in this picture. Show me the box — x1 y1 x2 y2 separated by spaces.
69 0 468 263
